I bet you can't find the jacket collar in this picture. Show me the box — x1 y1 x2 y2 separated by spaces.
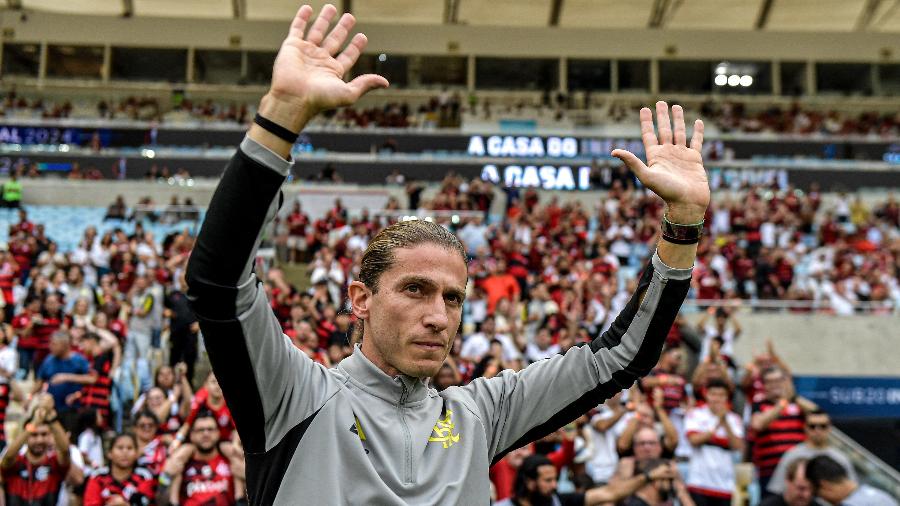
339 344 431 404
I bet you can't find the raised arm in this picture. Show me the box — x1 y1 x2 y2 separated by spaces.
183 2 386 469
461 102 709 463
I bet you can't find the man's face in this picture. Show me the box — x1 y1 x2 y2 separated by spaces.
633 428 662 461
296 321 315 344
805 414 831 446
481 317 495 336
706 387 729 415
813 480 843 505
27 425 52 456
784 465 814 506
535 329 552 349
530 465 558 498
357 245 466 378
190 418 220 453
763 371 786 399
49 337 68 357
45 295 61 313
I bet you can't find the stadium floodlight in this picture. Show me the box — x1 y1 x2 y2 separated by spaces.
714 74 728 86
727 75 740 87
740 75 753 87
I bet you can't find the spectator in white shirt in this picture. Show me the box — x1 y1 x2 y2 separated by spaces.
684 379 744 506
585 392 629 485
525 327 560 364
460 315 521 363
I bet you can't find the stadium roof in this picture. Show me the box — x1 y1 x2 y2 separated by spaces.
12 0 900 32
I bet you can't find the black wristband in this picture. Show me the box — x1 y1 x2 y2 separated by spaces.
253 113 299 143
661 213 704 245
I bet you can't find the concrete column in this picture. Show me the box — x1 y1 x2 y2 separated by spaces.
186 47 195 83
466 54 475 91
38 41 47 80
805 60 816 96
771 60 781 96
102 44 111 82
610 59 619 93
650 58 659 95
559 56 567 93
870 64 881 96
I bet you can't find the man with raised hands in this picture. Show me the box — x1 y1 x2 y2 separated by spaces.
185 4 709 504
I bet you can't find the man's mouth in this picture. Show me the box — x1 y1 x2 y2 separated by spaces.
412 341 445 350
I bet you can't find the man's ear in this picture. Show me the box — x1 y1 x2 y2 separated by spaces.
347 281 371 320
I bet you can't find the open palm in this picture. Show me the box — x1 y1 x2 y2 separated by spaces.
612 102 710 221
269 4 388 118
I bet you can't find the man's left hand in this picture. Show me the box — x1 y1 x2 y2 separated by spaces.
612 101 709 223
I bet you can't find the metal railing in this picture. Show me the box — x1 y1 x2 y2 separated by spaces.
683 298 897 314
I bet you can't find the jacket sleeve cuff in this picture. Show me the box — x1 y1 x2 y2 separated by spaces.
240 135 293 177
652 250 693 281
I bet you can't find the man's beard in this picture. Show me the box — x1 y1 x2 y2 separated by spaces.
524 490 555 506
196 442 217 455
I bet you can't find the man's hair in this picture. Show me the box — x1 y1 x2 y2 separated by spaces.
190 409 218 433
352 219 466 345
785 458 809 482
50 330 70 343
805 455 849 485
358 219 466 293
706 378 731 393
514 454 554 499
805 408 829 421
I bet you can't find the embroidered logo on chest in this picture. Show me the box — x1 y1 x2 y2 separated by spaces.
428 409 461 449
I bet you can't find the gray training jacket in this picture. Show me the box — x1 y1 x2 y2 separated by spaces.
185 136 694 505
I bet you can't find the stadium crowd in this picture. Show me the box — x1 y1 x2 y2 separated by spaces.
3 90 899 137
0 178 895 505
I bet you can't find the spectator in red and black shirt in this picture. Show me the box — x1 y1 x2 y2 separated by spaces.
0 249 19 322
134 410 167 477
32 293 70 369
750 367 816 497
173 373 235 447
79 332 120 429
12 296 44 375
0 323 17 453
159 411 244 506
83 433 156 506
1 405 71 506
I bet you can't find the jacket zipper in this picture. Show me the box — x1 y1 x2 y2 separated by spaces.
398 380 413 484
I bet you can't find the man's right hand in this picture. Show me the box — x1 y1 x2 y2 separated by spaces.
257 4 389 135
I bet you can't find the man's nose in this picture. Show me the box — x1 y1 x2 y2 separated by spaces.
422 296 449 332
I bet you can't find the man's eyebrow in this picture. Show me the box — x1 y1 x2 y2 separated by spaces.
395 275 466 300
